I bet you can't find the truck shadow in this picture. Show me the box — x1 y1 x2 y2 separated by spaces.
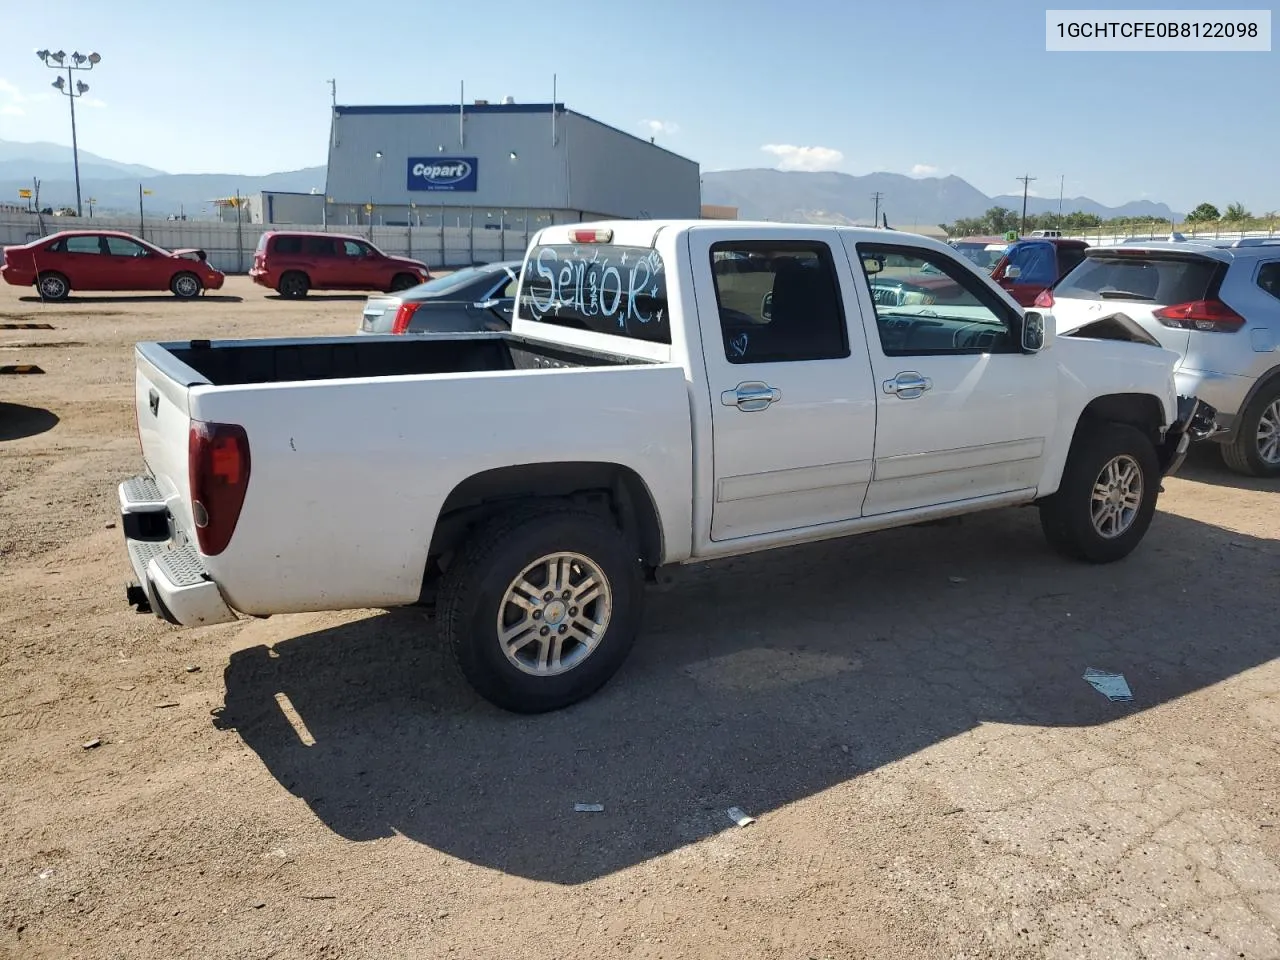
1177 442 1279 493
0 402 59 441
216 506 1278 885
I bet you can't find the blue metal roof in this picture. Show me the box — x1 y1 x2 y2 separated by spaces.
335 102 566 116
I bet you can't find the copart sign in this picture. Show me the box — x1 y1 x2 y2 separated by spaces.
406 157 478 192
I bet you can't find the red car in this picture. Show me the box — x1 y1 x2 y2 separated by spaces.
250 231 431 299
0 230 225 301
989 238 1089 307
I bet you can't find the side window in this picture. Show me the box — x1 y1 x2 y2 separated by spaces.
64 235 102 255
709 241 849 364
856 244 1019 357
303 237 333 256
499 275 519 299
1257 262 1280 303
1006 243 1057 286
104 236 146 257
1056 246 1088 279
342 240 368 257
274 235 303 255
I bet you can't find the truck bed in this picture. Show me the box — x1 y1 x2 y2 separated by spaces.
151 333 648 387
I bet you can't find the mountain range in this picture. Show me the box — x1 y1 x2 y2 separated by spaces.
0 139 1177 224
699 169 1179 226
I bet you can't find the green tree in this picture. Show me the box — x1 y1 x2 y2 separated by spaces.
1186 202 1221 222
1223 202 1252 222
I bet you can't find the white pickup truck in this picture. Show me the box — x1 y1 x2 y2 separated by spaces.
118 221 1216 712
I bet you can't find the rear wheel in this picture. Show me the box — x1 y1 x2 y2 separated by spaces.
1221 380 1280 478
390 273 419 292
277 272 310 299
1039 422 1159 563
436 504 644 713
170 271 202 299
37 272 70 301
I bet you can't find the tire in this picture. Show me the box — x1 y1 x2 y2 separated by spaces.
1220 380 1280 478
276 272 310 299
1038 422 1160 564
390 273 419 292
437 504 644 713
37 272 70 301
170 271 203 300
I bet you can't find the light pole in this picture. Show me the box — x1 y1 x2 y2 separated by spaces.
37 49 101 218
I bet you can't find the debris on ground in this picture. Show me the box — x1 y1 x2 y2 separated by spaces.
184 665 200 673
81 738 101 750
573 803 605 813
1083 668 1133 702
154 701 180 709
727 807 755 827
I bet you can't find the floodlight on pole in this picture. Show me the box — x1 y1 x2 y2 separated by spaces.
37 47 101 217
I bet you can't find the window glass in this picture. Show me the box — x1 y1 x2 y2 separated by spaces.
710 242 849 364
857 244 1017 356
499 274 520 299
274 235 303 255
302 237 333 256
518 243 670 345
342 240 368 257
1256 262 1280 302
64 235 102 255
1004 242 1057 286
104 236 147 257
1055 255 1218 304
1056 246 1087 279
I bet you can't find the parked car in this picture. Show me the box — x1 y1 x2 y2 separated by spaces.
989 238 1090 306
249 231 431 299
947 236 1010 273
1044 238 1280 477
0 230 224 301
117 221 1213 713
358 261 522 335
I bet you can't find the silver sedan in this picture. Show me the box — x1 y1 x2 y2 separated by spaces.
358 261 522 335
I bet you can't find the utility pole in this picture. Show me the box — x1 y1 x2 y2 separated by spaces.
1016 174 1037 235
327 78 336 108
37 49 101 218
1058 174 1065 224
871 191 884 226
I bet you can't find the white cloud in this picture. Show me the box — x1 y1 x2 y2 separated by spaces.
0 104 22 116
761 144 844 172
910 163 939 177
641 119 679 136
81 97 107 108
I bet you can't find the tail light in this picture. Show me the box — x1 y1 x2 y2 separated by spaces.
1033 289 1055 308
188 420 250 556
1153 299 1246 333
572 228 613 243
390 301 422 334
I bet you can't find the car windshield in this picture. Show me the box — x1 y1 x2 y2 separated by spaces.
1055 254 1219 304
411 266 502 297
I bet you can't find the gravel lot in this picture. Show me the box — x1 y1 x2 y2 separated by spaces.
1 277 1278 960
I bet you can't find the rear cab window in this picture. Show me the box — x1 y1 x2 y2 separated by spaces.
1055 252 1221 305
517 243 670 344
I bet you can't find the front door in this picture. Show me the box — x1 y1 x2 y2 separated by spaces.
101 235 154 291
690 231 878 541
843 236 1056 516
994 240 1058 306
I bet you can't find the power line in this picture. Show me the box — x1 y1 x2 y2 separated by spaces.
1016 174 1037 235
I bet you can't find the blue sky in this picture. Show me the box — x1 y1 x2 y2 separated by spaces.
0 0 1276 211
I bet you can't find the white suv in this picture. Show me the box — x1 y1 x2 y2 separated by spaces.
1044 239 1280 477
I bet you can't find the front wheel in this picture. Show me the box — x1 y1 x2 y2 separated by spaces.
170 271 203 299
1039 422 1160 564
436 504 644 713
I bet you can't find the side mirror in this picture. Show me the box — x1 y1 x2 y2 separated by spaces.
1004 265 1022 280
1022 310 1054 353
861 255 885 275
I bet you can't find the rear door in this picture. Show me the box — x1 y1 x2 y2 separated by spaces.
1050 249 1226 361
689 230 878 541
58 234 108 289
844 236 1056 515
302 236 338 287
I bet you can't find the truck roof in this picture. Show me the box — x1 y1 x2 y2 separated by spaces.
533 219 960 252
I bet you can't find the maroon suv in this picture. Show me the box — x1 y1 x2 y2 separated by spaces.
250 231 430 299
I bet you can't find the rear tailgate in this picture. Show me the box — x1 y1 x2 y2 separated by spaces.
134 344 197 539
1050 249 1225 363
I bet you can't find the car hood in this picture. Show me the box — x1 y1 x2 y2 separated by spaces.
388 257 430 271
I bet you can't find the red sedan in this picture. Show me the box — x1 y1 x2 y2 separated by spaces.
0 230 225 301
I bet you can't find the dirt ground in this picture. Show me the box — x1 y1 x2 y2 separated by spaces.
1 277 1278 960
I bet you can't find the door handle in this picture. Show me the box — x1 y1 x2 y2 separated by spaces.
720 381 782 412
882 372 932 400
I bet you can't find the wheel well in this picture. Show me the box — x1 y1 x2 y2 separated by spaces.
423 462 664 595
1075 393 1164 447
